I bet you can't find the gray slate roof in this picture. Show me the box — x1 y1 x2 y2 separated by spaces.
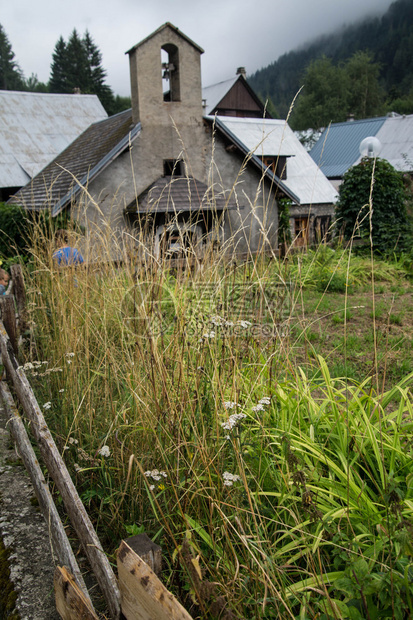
129 176 236 213
10 109 139 215
212 116 338 206
309 117 387 178
0 90 107 187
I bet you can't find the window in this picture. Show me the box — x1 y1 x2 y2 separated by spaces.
161 44 180 102
163 159 183 176
262 156 287 180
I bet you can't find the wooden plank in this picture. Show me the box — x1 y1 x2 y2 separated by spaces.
0 296 18 355
0 380 92 607
10 264 28 334
54 566 99 620
0 321 121 620
117 540 193 620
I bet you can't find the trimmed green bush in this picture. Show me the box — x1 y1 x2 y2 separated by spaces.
335 157 412 255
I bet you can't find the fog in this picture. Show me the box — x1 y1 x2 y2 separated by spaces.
3 0 395 95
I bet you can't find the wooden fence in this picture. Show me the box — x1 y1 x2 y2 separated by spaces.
0 265 193 620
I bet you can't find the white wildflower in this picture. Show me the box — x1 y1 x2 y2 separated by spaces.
68 437 78 445
144 469 167 481
74 463 82 473
252 403 264 413
221 412 246 431
43 402 52 410
202 330 215 339
210 315 225 326
222 471 241 487
149 485 155 491
59 389 65 393
223 401 239 410
65 352 75 358
238 320 252 329
98 445 111 458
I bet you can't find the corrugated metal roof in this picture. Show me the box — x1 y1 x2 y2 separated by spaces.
213 116 338 206
202 76 238 115
309 117 386 178
130 176 236 213
359 114 413 171
10 109 139 213
0 90 107 188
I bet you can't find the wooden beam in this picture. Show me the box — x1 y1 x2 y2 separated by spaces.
0 380 92 606
0 321 121 620
54 566 99 620
117 540 193 620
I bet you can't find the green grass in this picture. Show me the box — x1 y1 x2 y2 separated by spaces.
17 226 413 619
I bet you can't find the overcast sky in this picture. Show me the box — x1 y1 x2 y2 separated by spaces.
3 0 395 97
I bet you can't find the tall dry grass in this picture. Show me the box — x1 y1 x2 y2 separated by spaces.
18 158 413 619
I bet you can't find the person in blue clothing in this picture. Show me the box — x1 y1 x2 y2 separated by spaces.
52 230 84 266
0 268 9 294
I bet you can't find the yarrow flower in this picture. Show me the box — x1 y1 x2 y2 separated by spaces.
98 445 111 458
252 397 271 413
43 402 52 410
144 469 167 481
238 320 252 329
221 412 246 431
222 471 241 487
252 403 264 413
202 330 215 339
223 401 240 410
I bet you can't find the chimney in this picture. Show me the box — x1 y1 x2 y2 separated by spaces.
347 113 355 122
236 67 246 77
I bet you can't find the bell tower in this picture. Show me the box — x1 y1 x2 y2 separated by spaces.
126 23 204 127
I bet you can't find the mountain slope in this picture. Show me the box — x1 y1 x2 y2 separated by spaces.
248 0 413 120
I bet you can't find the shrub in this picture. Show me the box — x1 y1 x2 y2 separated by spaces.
335 157 412 255
0 202 29 259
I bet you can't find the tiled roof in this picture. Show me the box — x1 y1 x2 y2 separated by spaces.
309 117 387 178
10 109 139 214
128 176 236 213
0 90 107 188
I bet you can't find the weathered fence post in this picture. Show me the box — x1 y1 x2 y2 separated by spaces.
0 295 18 355
10 264 28 334
123 533 162 575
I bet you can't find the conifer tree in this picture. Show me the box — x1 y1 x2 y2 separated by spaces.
49 36 68 92
0 24 24 90
49 30 114 113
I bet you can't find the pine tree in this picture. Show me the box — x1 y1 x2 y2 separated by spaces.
49 29 114 113
49 36 69 92
82 30 114 113
0 24 24 90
